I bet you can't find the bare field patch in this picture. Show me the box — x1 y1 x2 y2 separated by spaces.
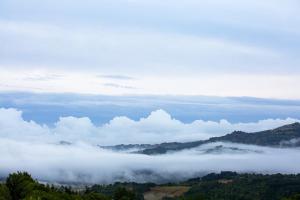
144 186 190 200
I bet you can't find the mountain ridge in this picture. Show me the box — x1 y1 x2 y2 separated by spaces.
101 122 300 155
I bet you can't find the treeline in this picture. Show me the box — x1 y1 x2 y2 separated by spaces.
177 172 300 200
1 171 300 200
0 172 137 200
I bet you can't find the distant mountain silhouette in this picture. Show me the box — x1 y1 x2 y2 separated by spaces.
101 122 300 155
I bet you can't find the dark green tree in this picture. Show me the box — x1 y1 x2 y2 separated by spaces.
83 192 110 200
113 187 135 200
6 172 38 200
0 184 11 200
283 194 300 200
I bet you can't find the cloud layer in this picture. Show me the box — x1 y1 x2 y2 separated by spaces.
1 140 300 184
1 0 299 74
1 107 300 183
1 1 300 97
0 108 299 145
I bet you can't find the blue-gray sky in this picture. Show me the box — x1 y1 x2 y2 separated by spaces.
0 0 300 98
1 92 300 125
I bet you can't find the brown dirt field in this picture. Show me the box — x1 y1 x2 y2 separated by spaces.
144 186 190 200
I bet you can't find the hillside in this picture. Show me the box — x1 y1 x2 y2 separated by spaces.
102 122 300 155
2 171 300 200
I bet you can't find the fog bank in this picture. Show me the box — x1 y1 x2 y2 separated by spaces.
1 139 300 184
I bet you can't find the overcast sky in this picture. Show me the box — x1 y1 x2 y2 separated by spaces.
1 0 300 98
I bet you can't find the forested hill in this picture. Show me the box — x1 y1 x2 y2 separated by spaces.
2 171 300 200
105 122 300 155
209 122 300 146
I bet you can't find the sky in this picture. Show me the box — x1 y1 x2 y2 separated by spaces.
0 0 300 98
2 1 300 184
2 92 300 125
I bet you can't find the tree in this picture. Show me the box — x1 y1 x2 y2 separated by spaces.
83 192 110 200
113 187 135 200
283 194 300 200
0 184 11 200
6 172 37 200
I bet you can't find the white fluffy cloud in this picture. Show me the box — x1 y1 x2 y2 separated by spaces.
0 108 299 145
1 107 300 183
0 108 50 141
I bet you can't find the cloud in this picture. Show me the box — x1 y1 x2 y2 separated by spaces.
97 74 136 80
0 108 51 142
0 1 300 98
0 19 292 75
23 74 63 81
0 83 46 91
0 139 300 184
102 83 137 90
99 110 300 144
1 107 300 183
0 108 299 145
1 69 300 98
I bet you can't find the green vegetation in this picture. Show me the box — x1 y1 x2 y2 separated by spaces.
89 182 155 199
0 184 11 200
1 171 300 200
179 172 300 200
283 194 300 200
0 172 135 200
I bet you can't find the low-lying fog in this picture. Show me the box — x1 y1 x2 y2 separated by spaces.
1 107 300 184
1 139 300 184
